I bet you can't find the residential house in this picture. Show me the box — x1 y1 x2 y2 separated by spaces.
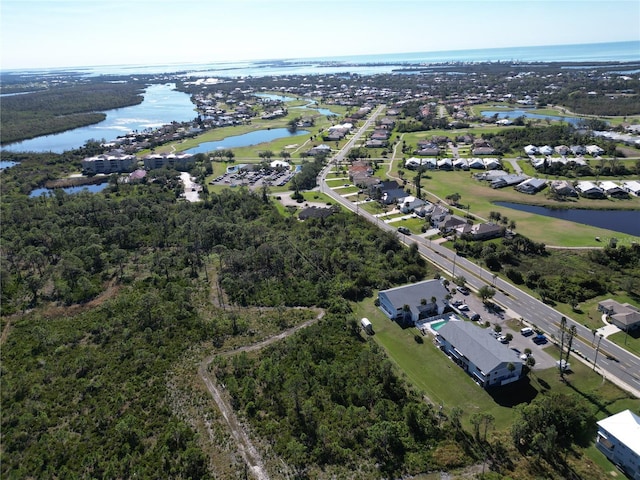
524 145 538 156
576 181 605 198
491 174 528 189
308 144 332 156
473 146 497 155
365 139 388 148
483 158 501 170
437 158 453 170
570 145 587 155
555 145 571 156
453 158 470 170
378 279 450 327
468 158 486 169
438 214 468 233
598 299 640 331
595 409 640 480
461 222 504 240
435 321 524 388
399 196 428 214
550 180 578 197
538 145 554 156
586 145 605 156
516 178 547 194
405 157 437 170
415 144 440 156
599 181 628 198
427 204 450 225
623 180 640 196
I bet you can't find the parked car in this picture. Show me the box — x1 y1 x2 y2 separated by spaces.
470 312 481 321
458 304 469 311
497 335 509 344
532 334 547 345
456 286 470 295
397 226 411 235
520 327 534 336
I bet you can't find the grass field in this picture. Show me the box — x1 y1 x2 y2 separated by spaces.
352 296 640 434
409 170 640 247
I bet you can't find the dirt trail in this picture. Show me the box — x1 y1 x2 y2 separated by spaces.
198 309 324 480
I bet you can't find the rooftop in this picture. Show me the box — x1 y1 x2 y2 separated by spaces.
437 321 522 373
597 409 640 456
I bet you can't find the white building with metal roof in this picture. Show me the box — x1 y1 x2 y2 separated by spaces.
596 409 640 479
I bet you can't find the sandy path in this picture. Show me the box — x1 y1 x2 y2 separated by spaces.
198 309 324 479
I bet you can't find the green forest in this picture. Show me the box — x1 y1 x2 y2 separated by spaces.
1 136 638 477
0 81 145 145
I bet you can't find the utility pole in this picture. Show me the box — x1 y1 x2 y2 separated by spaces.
593 333 604 371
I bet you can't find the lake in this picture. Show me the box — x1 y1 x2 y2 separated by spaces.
0 161 18 170
481 109 584 125
495 201 640 236
30 183 110 197
184 128 309 154
4 83 196 154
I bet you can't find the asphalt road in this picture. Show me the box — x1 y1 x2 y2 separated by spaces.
319 106 640 398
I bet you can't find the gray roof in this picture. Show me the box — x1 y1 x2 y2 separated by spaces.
380 279 449 316
437 321 522 373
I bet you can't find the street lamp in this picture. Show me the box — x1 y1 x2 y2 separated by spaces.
593 333 604 371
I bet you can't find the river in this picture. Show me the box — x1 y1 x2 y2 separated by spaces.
4 83 196 153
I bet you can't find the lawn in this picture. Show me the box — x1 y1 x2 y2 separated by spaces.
417 170 640 246
352 296 640 435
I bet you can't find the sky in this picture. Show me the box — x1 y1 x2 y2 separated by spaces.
1 0 639 70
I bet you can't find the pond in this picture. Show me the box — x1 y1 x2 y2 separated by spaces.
4 83 196 154
0 161 18 170
481 109 584 125
30 183 110 197
495 201 640 236
184 128 309 154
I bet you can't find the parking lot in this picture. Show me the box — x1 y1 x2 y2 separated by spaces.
449 288 558 370
210 166 295 188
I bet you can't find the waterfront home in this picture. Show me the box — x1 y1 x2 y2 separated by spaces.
576 181 605 198
490 174 528 189
599 181 628 198
595 409 640 479
435 321 523 388
378 279 450 327
623 180 640 196
550 180 578 197
515 178 547 194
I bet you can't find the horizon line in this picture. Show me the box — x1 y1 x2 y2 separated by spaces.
1 39 638 73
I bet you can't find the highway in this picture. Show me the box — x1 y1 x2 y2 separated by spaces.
319 106 640 399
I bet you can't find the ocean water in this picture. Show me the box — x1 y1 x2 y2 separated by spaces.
4 41 638 78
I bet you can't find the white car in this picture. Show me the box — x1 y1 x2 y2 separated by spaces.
497 335 509 343
458 304 469 311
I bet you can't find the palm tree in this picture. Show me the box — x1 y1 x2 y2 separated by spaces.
559 316 567 377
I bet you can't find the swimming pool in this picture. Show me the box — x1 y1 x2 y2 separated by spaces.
431 320 448 331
